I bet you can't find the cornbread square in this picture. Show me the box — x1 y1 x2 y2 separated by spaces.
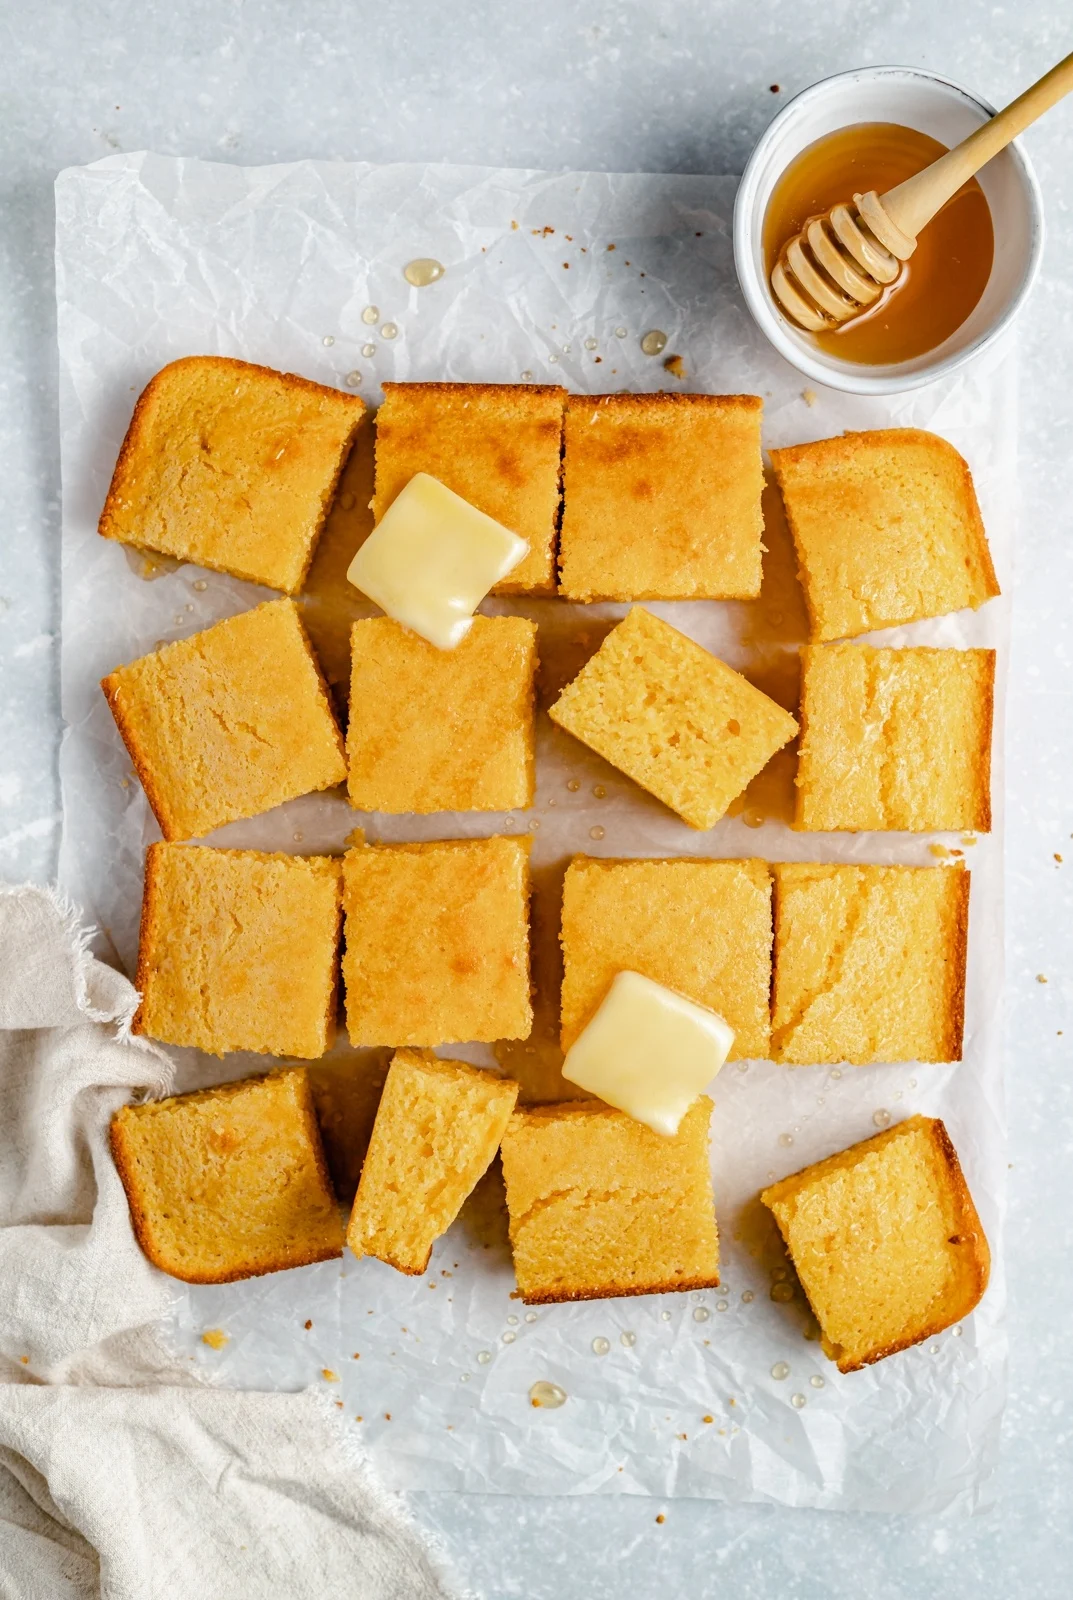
347 616 537 813
559 392 764 600
771 863 969 1065
110 1067 344 1283
548 607 798 829
796 644 995 832
134 844 342 1058
770 428 999 641
761 1115 990 1371
560 856 772 1059
102 599 347 841
372 382 566 595
99 356 366 593
347 1050 519 1273
342 836 532 1046
500 1097 719 1303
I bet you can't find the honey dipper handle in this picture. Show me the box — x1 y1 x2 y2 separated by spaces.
880 50 1073 239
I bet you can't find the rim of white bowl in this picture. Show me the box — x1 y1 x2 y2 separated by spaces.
733 64 1045 395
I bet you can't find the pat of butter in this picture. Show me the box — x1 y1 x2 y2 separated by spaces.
346 472 529 649
562 971 734 1137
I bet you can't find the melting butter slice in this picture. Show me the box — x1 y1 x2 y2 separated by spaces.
346 472 529 649
562 970 734 1137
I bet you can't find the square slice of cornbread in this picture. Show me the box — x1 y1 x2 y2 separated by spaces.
548 607 798 829
342 836 532 1046
770 428 999 642
347 1050 519 1273
761 1115 990 1371
560 855 772 1059
771 863 969 1065
110 1067 344 1283
102 598 347 842
559 392 764 600
372 382 566 595
99 356 366 593
500 1097 719 1303
134 844 342 1058
796 644 995 832
347 616 537 813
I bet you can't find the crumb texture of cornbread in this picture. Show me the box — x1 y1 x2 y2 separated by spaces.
347 616 536 814
372 382 566 595
548 607 798 829
772 863 969 1065
560 855 772 1059
796 644 994 832
770 429 1000 642
134 844 342 1059
110 1067 344 1283
500 1097 719 1303
342 836 532 1046
99 356 366 593
347 1050 519 1273
761 1115 990 1371
559 392 764 600
102 598 347 841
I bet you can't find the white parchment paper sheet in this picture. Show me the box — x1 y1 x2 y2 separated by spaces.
55 153 1010 1513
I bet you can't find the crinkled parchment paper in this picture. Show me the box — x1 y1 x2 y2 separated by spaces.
55 153 1011 1513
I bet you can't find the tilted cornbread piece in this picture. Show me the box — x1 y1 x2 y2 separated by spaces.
372 382 566 595
559 392 764 600
347 616 537 814
761 1115 990 1372
110 1067 344 1283
347 1050 519 1273
771 863 969 1065
796 644 995 832
770 428 999 642
560 855 772 1059
99 356 366 592
134 844 342 1058
102 599 347 841
500 1098 719 1303
342 836 532 1046
548 607 798 829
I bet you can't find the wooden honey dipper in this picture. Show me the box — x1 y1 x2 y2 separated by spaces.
772 51 1073 332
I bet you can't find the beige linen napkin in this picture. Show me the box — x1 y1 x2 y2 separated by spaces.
0 884 458 1600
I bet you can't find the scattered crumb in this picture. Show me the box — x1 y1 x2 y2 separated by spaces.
565 234 573 241
335 1400 344 1409
1037 974 1048 984
960 834 978 846
1055 853 1063 863
594 355 603 363
655 1513 666 1524
322 1369 339 1383
304 1319 313 1330
607 243 616 251
662 354 686 378
510 220 519 230
384 1412 392 1421
802 388 817 406
19 1356 29 1366
201 1329 229 1351
770 83 781 93
728 1397 736 1406
352 1353 361 1359
532 225 555 236
677 1432 688 1440
703 1414 714 1424
950 848 964 857
928 842 952 859
356 1414 364 1421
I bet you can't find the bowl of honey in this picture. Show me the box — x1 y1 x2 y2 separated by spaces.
733 65 1044 394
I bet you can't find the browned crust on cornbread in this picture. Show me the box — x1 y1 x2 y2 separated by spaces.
99 356 366 592
109 1068 344 1284
515 1272 721 1306
944 869 971 1064
131 840 165 1038
101 673 179 840
974 649 996 833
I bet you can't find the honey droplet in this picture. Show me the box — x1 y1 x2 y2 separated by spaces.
716 1300 728 1312
506 1314 519 1325
743 807 765 829
529 1380 567 1409
770 1361 790 1380
589 826 606 841
381 323 398 340
528 818 540 831
345 370 362 387
548 353 560 363
520 369 533 381
460 1372 471 1382
770 1282 795 1304
809 1374 825 1389
476 1350 492 1365
583 336 598 350
614 326 628 338
660 1310 672 1322
873 1108 892 1129
361 343 376 358
592 784 606 798
620 1330 637 1347
741 1290 755 1304
292 831 304 843
591 1336 611 1356
692 1306 710 1323
502 1330 516 1344
361 305 379 324
791 1393 807 1409
322 335 335 347
640 329 668 356
525 1311 538 1323
777 1132 793 1147
829 1068 843 1081
193 579 208 592
567 778 581 792
403 257 445 287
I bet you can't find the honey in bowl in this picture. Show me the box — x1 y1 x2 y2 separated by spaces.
763 122 994 365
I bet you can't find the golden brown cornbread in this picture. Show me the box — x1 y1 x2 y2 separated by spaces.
372 382 566 595
342 836 532 1047
548 607 798 829
347 1050 519 1274
560 855 772 1058
770 428 999 642
134 844 342 1059
558 392 764 600
110 1067 344 1283
761 1115 990 1371
308 1052 391 1202
347 616 537 814
102 599 347 842
796 644 994 832
99 356 366 593
771 862 969 1065
500 1097 719 1303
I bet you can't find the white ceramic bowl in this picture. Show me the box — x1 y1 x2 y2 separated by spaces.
733 65 1044 394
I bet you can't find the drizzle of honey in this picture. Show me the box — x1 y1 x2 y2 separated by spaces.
764 122 994 365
